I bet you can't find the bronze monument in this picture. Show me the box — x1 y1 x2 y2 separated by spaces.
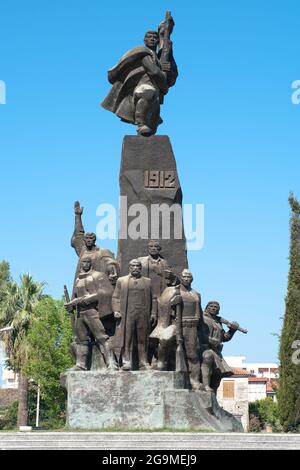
61 11 247 432
101 12 178 136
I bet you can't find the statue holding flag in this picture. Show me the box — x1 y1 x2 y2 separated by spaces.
101 12 178 136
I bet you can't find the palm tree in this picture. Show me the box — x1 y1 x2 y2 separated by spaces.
0 273 44 427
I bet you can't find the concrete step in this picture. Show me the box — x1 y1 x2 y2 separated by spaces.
1 432 300 450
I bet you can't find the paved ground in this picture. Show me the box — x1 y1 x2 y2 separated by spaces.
0 432 300 450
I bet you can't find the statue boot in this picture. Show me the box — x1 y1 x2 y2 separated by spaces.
188 360 203 390
107 348 119 371
95 339 111 368
70 343 89 371
139 361 151 371
201 363 214 392
135 95 156 136
156 342 168 370
121 360 132 371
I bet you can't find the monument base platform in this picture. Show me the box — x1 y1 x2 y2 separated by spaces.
61 371 243 432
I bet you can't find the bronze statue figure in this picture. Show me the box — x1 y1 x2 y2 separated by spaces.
138 240 177 298
101 11 178 136
200 301 240 393
138 240 178 366
112 259 157 371
71 201 118 286
150 269 203 390
65 256 112 371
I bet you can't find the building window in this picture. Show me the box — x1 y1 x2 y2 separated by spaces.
223 381 235 399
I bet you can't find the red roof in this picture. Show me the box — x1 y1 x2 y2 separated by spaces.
232 367 254 377
266 382 275 392
248 377 268 383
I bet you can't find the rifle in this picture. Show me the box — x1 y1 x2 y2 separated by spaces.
64 285 76 335
218 316 248 334
174 285 188 373
160 10 172 65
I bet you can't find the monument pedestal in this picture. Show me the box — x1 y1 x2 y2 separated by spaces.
61 371 243 432
118 135 188 276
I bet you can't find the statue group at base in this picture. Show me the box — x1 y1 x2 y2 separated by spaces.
64 202 246 394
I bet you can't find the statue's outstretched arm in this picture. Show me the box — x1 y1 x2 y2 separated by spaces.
71 201 85 256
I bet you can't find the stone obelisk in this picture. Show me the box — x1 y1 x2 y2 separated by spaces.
117 135 188 276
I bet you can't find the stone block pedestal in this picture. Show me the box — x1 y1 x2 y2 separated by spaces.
61 371 243 432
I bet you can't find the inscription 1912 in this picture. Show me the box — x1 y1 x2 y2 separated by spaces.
144 170 175 189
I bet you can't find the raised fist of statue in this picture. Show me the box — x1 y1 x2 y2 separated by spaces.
74 201 83 215
114 311 122 320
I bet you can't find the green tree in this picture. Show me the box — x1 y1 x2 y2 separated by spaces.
249 398 282 432
0 261 10 295
278 194 300 431
0 273 44 427
24 297 73 428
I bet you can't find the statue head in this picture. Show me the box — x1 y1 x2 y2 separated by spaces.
144 30 159 50
84 232 96 249
181 269 193 288
81 255 92 273
129 259 142 278
205 301 220 316
148 240 161 257
107 261 118 286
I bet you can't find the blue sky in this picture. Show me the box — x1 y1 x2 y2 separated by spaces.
0 0 299 362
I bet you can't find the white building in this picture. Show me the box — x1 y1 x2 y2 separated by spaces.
0 342 18 389
217 369 250 431
2 369 18 389
217 356 279 430
224 356 279 383
248 377 269 402
0 345 4 387
245 363 279 381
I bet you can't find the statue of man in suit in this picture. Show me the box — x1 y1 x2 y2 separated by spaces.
112 259 157 371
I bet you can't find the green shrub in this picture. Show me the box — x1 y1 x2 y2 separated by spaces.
0 402 18 430
249 398 282 432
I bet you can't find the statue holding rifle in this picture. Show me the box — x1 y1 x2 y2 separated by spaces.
101 11 178 136
200 301 248 393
